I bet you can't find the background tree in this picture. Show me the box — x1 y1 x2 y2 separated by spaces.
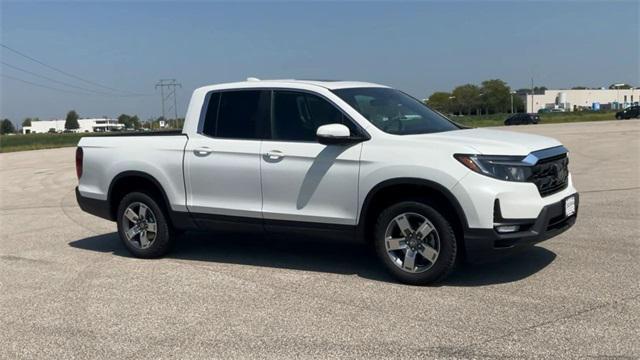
22 118 32 127
452 84 481 115
426 92 453 113
167 118 185 129
117 114 141 129
533 86 547 95
513 95 525 113
65 110 80 130
1 119 16 134
480 79 511 114
130 115 141 129
117 114 130 128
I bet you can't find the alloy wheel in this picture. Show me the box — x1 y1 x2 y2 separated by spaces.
122 202 158 249
384 212 440 273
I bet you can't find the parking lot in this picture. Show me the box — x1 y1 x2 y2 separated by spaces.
1 120 638 359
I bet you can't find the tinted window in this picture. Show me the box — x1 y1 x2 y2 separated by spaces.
201 90 268 139
201 92 220 137
271 91 355 141
333 87 459 135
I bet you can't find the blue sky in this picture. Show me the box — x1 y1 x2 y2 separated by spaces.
1 1 638 123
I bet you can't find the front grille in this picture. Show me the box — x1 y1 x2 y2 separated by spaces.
529 153 569 196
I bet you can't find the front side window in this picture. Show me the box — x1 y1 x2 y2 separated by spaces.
333 87 460 135
271 91 355 141
201 90 269 139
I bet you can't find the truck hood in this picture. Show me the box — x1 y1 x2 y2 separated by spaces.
408 128 562 156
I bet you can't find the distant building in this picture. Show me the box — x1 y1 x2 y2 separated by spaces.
22 118 123 134
526 88 639 113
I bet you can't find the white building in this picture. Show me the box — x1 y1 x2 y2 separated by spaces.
22 118 124 134
526 88 639 113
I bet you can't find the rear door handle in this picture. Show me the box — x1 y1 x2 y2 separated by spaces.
194 146 213 156
265 150 284 160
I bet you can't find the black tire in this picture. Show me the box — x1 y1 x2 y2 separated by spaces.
374 201 457 285
117 192 173 258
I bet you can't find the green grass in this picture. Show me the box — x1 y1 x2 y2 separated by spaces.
0 132 95 153
454 111 617 127
0 130 182 153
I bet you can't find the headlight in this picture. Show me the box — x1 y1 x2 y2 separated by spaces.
454 154 532 182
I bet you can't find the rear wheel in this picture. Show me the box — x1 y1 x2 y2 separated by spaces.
117 192 173 258
374 201 457 285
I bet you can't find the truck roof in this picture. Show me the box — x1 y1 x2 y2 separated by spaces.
194 78 389 93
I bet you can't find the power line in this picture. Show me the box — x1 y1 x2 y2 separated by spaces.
1 61 118 96
155 79 182 121
1 43 149 96
1 73 101 95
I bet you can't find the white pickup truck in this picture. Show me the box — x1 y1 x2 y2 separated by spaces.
76 79 578 285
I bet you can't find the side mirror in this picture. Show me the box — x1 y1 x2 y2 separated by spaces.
316 124 357 145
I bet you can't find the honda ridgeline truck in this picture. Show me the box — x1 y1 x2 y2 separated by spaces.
76 79 578 285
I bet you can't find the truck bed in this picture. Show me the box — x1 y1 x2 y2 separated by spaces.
77 133 188 210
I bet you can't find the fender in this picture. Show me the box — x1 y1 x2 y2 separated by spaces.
357 177 470 237
108 170 197 230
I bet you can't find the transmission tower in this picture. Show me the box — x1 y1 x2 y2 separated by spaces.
155 79 182 125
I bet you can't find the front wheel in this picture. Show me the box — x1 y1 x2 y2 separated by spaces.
374 201 457 285
117 192 173 258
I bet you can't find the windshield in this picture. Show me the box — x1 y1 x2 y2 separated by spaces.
333 87 460 135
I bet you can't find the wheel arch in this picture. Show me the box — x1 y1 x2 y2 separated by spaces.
357 178 469 249
107 171 196 229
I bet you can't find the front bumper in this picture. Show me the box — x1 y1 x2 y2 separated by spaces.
464 193 579 263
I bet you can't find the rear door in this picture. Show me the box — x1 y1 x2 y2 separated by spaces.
184 90 269 229
260 90 363 228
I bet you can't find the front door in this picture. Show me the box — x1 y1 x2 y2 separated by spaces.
260 90 362 229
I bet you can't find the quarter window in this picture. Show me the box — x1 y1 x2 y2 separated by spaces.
201 92 220 137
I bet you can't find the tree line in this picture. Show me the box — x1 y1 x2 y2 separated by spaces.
425 79 532 116
1 110 82 134
0 111 185 135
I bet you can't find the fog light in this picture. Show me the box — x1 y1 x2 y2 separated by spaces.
496 225 520 233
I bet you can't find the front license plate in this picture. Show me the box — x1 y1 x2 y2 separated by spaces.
565 196 576 217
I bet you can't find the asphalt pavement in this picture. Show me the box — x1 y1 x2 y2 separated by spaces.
1 120 638 359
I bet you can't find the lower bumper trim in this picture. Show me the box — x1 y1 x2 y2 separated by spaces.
464 193 579 263
76 187 113 221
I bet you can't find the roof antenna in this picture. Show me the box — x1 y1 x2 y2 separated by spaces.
246 77 260 82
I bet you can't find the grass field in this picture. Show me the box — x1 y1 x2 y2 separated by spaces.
454 111 616 127
0 112 619 153
0 133 99 153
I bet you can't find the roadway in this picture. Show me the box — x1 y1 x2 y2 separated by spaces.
1 120 638 359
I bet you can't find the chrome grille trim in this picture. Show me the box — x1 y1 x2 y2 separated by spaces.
522 145 568 165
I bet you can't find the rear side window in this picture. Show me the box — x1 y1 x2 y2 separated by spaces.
201 92 220 137
271 91 355 141
201 90 269 139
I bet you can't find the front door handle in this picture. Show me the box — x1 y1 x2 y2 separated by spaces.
194 146 213 156
265 150 284 161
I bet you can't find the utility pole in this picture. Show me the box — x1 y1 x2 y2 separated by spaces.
155 79 182 127
530 77 534 114
510 91 515 114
